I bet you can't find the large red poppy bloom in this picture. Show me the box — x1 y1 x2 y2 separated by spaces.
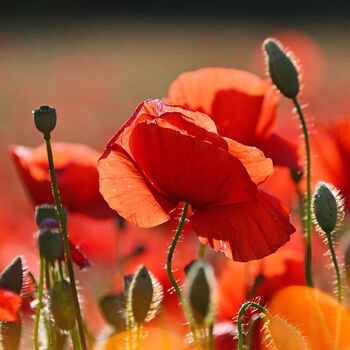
166 67 298 169
98 99 295 262
9 142 115 219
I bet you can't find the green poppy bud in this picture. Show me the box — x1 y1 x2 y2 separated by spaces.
99 293 126 332
263 38 300 99
33 105 57 137
35 204 67 228
0 256 23 294
186 260 215 326
37 229 63 261
312 181 344 234
49 280 76 331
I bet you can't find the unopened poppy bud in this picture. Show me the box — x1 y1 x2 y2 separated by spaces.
0 256 23 294
186 260 215 326
35 204 67 228
263 38 299 99
312 181 344 234
49 280 76 331
37 229 63 261
127 265 162 324
99 293 126 332
0 318 22 350
33 105 57 137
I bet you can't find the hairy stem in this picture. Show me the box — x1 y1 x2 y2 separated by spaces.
34 256 45 350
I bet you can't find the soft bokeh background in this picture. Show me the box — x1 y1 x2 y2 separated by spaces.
2 7 350 340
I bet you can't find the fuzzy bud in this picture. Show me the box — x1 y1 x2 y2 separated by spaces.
312 182 343 234
263 38 299 99
35 204 67 228
33 105 57 137
49 280 76 331
186 260 215 326
37 229 63 261
99 293 126 332
0 256 23 294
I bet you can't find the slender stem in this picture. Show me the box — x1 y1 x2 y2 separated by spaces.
44 135 87 350
43 313 53 350
45 260 51 290
198 243 206 259
166 202 200 348
292 97 313 287
246 315 262 350
58 260 65 281
135 323 141 350
237 302 267 350
34 256 45 350
71 328 81 350
82 320 95 348
325 231 342 303
208 323 214 350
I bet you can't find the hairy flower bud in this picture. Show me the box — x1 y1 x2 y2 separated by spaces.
50 280 76 331
263 38 299 99
99 293 126 332
312 182 344 234
33 105 57 137
0 257 23 294
35 204 67 228
37 229 63 261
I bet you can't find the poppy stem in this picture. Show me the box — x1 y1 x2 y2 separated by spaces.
166 202 200 348
325 230 342 303
44 135 88 350
198 243 206 259
237 302 267 350
292 97 314 287
208 323 214 350
34 256 45 350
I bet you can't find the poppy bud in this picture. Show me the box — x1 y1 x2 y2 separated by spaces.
49 280 76 331
186 260 215 326
312 181 344 234
99 293 126 332
37 229 63 261
33 105 57 137
0 318 22 350
0 256 23 294
126 265 162 324
35 204 67 228
263 38 299 99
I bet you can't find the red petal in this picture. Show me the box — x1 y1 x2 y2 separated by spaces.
0 289 21 322
129 120 257 207
98 144 177 227
190 189 295 262
68 240 91 270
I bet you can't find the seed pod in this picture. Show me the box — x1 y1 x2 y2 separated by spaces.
186 260 215 326
312 181 344 234
0 319 22 350
35 204 67 228
263 38 300 99
99 293 126 332
49 280 76 331
37 229 63 261
0 257 23 294
33 105 57 137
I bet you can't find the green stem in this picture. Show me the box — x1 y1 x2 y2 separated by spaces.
34 256 45 350
292 97 313 287
198 243 206 259
58 260 65 281
208 323 214 350
166 202 200 348
325 230 342 303
237 302 267 350
44 135 87 350
136 323 141 350
71 327 81 350
45 260 51 290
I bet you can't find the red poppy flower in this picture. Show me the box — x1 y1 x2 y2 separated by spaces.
98 99 295 262
166 67 299 169
0 288 21 323
9 142 115 219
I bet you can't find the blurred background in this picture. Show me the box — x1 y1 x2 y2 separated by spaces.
1 2 350 337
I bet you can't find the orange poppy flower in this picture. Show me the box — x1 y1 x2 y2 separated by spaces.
98 99 295 262
262 286 350 349
167 67 299 169
0 288 21 323
9 142 115 219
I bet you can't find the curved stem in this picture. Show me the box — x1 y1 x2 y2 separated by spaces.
246 315 263 350
44 135 87 350
198 243 206 259
292 97 313 287
325 231 342 303
34 256 45 350
166 202 199 348
237 302 267 350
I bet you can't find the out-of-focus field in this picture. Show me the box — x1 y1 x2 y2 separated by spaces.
1 17 350 262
